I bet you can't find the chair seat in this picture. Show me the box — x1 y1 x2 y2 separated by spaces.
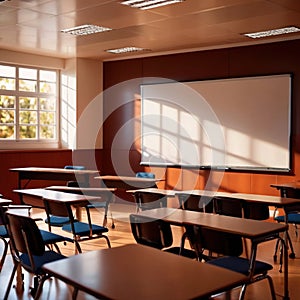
0 225 8 238
45 216 71 227
40 229 73 244
164 246 197 259
275 213 300 224
207 256 273 276
62 222 108 237
20 251 66 274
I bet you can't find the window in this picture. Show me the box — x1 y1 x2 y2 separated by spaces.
0 64 59 148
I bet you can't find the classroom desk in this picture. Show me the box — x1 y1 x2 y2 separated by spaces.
10 167 99 189
0 198 13 206
42 244 247 300
271 182 300 198
135 207 289 299
95 175 159 190
13 188 102 223
231 193 300 208
45 186 116 226
13 188 99 208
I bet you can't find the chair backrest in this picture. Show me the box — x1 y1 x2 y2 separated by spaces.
6 213 45 257
130 214 173 249
136 172 155 179
64 165 86 170
214 197 243 218
43 198 72 219
178 193 214 213
0 206 7 226
133 191 167 211
64 165 89 187
243 202 270 220
192 226 244 258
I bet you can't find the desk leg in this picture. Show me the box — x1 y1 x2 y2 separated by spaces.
75 207 82 221
15 265 24 294
283 235 290 300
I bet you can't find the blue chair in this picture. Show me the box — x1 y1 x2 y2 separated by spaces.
65 165 115 229
130 214 197 259
273 205 300 263
44 165 87 227
43 198 111 253
0 205 71 273
192 226 276 300
4 212 67 299
0 220 9 273
133 190 168 211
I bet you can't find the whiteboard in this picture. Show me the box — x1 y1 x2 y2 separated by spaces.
140 74 291 171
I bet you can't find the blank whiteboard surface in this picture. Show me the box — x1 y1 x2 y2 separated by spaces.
141 74 291 171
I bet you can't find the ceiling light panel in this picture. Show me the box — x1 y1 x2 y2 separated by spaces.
244 26 300 39
61 25 112 36
120 0 185 10
106 46 148 54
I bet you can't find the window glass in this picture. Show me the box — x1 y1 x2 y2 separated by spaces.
19 125 37 139
0 65 16 77
0 109 15 123
0 95 15 108
0 64 58 143
19 68 37 80
40 82 56 94
19 97 37 109
0 125 15 139
40 70 56 82
19 111 37 124
0 78 16 90
40 97 55 110
19 79 37 92
40 125 55 139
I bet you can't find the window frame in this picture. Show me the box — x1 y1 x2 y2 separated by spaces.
0 63 60 149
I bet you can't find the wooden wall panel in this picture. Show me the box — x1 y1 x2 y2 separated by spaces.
142 49 229 81
0 149 103 203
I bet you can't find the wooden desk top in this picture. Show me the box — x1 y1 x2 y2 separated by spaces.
95 175 159 182
95 175 160 190
46 186 116 194
10 167 98 175
14 188 99 205
176 189 233 198
0 198 12 206
271 182 300 190
137 189 300 207
127 188 176 196
231 193 300 206
42 244 247 300
136 208 288 239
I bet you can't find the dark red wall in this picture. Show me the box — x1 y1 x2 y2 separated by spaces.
0 149 103 203
103 39 300 195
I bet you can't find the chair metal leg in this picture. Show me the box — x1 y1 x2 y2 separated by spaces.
102 235 111 248
110 211 115 229
72 287 79 300
34 275 48 300
238 283 247 300
4 263 18 300
0 237 8 272
266 275 277 300
74 240 82 254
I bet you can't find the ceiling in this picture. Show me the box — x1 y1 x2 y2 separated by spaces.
1 0 300 61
